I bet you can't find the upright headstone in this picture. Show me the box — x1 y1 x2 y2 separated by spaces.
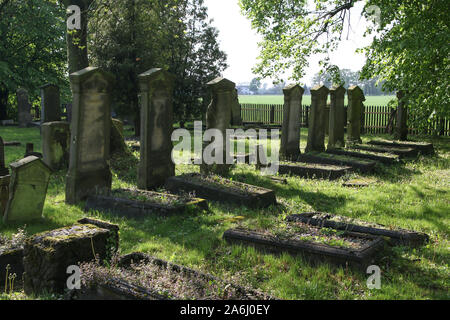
280 84 304 159
394 90 408 141
3 156 52 223
137 68 175 190
65 67 114 204
231 89 243 126
110 118 128 156
347 85 365 145
328 85 346 149
200 77 236 176
17 88 32 128
0 137 9 217
305 85 329 153
42 121 70 170
40 84 61 124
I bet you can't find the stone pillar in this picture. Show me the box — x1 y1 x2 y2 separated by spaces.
40 84 61 124
280 84 304 160
137 68 175 190
328 85 346 149
305 85 329 153
346 85 365 145
17 88 32 128
42 121 70 170
65 67 114 204
200 77 236 176
0 137 9 217
394 90 408 141
231 88 243 126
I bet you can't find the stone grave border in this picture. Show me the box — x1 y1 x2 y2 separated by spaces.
350 144 418 158
368 140 435 155
297 152 377 173
286 212 429 246
326 148 400 165
165 173 276 208
278 161 351 180
84 188 208 219
223 227 384 269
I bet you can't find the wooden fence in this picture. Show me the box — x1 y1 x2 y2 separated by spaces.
240 103 450 136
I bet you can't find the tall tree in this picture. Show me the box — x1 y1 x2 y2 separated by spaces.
240 0 450 128
0 0 67 120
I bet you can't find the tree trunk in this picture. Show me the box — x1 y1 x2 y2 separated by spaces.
0 84 8 121
64 0 92 74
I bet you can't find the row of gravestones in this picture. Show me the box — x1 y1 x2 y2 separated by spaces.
11 85 68 128
280 84 408 160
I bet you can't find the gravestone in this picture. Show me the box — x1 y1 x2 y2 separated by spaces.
65 67 114 204
137 68 175 190
110 118 128 155
305 85 329 153
231 89 243 126
3 156 52 223
347 85 365 145
42 121 70 170
17 88 32 128
394 91 408 141
280 84 304 160
40 84 61 124
0 137 9 216
328 85 346 149
200 77 236 176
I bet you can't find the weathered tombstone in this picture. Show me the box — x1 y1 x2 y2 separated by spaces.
324 105 330 136
280 84 304 159
305 85 329 153
40 84 61 124
23 221 119 295
137 68 175 190
200 77 236 176
17 88 32 128
65 67 114 204
231 89 243 126
3 156 52 223
346 85 365 145
41 121 70 170
0 137 9 216
110 118 128 155
394 90 408 141
328 85 346 149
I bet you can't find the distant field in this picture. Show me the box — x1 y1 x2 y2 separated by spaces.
239 94 395 106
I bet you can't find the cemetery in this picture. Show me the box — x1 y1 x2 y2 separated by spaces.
0 0 448 304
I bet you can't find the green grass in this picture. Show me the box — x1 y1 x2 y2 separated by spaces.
0 126 449 300
239 95 396 106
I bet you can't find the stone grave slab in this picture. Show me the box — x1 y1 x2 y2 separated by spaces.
84 188 208 219
297 152 377 173
326 148 400 165
286 212 429 246
223 225 384 269
350 144 418 158
70 252 272 300
23 222 119 295
3 156 52 223
66 67 114 204
138 69 175 189
165 173 276 208
0 236 24 289
41 121 70 170
278 161 351 180
368 139 434 156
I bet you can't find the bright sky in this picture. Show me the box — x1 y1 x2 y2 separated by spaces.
204 0 373 86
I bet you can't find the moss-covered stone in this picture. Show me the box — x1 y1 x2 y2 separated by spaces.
23 223 119 295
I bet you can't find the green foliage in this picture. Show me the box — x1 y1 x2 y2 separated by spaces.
239 0 449 132
88 0 227 129
0 0 69 118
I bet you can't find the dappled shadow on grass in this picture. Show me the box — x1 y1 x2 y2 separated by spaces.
110 151 139 185
364 161 420 184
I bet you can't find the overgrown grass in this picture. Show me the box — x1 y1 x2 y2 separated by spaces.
0 126 448 300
